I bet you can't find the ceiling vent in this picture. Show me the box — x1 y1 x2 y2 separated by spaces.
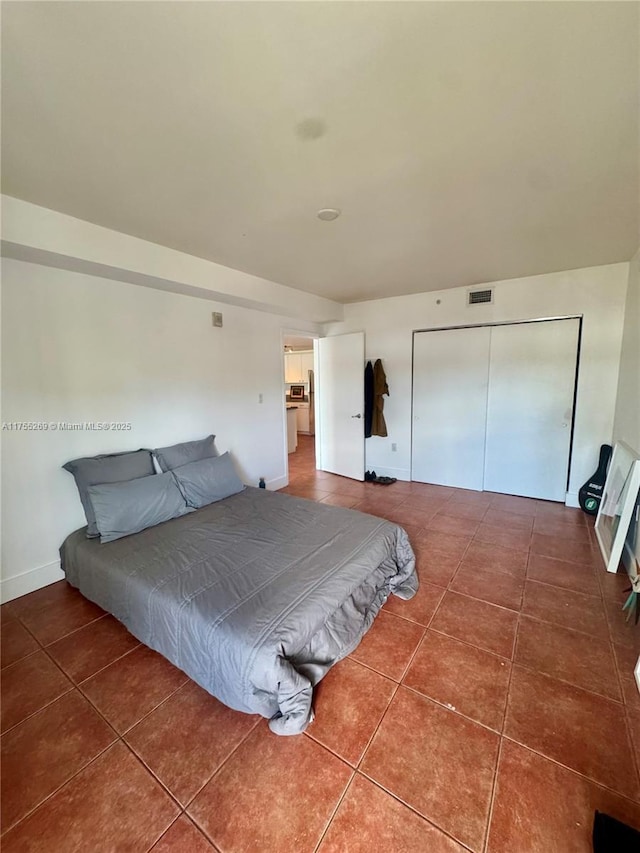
468 288 493 306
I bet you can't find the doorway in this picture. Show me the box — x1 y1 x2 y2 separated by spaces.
283 334 317 476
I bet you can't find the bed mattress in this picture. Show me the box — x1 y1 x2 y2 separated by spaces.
60 486 417 734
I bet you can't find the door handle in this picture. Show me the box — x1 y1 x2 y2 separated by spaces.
351 414 362 419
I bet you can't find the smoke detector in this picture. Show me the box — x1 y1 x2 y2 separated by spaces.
317 208 341 221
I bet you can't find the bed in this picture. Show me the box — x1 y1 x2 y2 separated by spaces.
60 486 417 734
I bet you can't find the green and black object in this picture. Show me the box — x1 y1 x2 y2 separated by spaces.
578 444 612 516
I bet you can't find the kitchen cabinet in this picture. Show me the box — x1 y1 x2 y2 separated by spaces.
286 408 298 453
296 402 310 433
299 352 314 382
285 353 302 383
285 351 313 383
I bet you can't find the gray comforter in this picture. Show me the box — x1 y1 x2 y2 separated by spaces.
60 487 417 734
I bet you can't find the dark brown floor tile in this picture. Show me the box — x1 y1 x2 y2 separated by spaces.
356 490 406 510
451 564 524 611
318 773 466 852
8 581 105 645
1 617 39 669
441 501 488 521
490 494 540 515
400 495 450 515
621 676 640 711
461 540 528 579
526 552 600 596
411 541 461 588
474 522 531 552
515 615 620 700
384 578 444 626
504 666 638 798
427 513 479 538
404 631 511 731
283 485 332 501
522 580 609 639
483 507 534 530
533 516 593 542
385 506 437 529
487 739 640 853
81 645 188 733
535 502 588 524
431 592 518 659
530 533 597 566
408 482 455 499
613 642 640 679
1 742 179 853
126 680 257 806
1 650 72 733
350 611 424 681
323 478 368 498
151 816 217 852
308 658 395 766
598 567 634 603
605 598 640 653
1 690 116 831
402 522 428 542
350 499 388 519
628 709 640 782
361 687 499 851
415 530 472 560
320 493 361 509
47 615 140 683
448 490 494 509
188 725 352 853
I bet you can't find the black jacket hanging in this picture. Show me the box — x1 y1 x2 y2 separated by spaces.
364 360 374 438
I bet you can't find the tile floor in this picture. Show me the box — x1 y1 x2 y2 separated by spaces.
2 433 640 851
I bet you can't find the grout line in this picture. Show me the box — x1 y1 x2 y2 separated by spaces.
311 769 357 853
0 732 117 838
500 733 640 805
180 716 262 811
42 613 109 648
355 769 476 852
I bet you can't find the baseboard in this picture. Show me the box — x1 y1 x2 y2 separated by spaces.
565 491 580 508
1 560 64 604
267 475 288 491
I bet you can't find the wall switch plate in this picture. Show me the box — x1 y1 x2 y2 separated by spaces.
212 312 223 327
258 393 263 404
391 443 397 452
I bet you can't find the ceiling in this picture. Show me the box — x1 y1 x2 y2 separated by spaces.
2 2 638 304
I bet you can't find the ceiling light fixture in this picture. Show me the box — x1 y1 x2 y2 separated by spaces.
317 208 341 221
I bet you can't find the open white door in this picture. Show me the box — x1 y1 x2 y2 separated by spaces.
317 333 365 481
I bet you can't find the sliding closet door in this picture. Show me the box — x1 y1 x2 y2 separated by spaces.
412 327 491 490
483 318 580 501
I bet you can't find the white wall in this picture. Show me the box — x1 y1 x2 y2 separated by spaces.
2 196 343 324
1 257 319 601
613 248 640 453
325 263 629 503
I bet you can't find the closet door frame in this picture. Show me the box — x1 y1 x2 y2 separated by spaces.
410 315 583 499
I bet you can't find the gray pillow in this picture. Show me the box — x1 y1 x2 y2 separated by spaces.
172 452 245 509
63 449 155 538
87 471 193 543
153 434 218 472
